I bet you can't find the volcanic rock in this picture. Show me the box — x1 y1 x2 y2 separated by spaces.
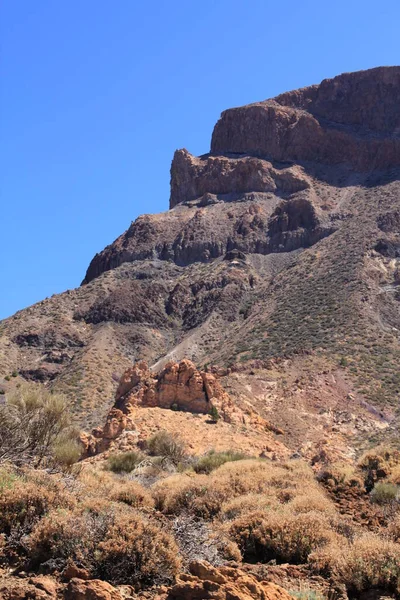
162 561 293 600
211 66 400 171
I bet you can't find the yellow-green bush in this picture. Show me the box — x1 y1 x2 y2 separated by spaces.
193 450 247 474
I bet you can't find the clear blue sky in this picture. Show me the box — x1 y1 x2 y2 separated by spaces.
1 1 399 319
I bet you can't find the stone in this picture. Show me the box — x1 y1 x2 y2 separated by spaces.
164 561 293 600
64 578 123 600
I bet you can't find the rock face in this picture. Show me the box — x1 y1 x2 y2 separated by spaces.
169 149 310 208
115 359 227 414
161 561 293 600
83 68 400 284
211 66 400 172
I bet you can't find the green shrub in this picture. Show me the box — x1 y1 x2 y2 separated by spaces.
370 482 399 505
208 405 220 423
146 431 186 465
193 450 247 474
106 451 143 474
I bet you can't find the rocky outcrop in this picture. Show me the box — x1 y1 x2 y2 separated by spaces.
81 359 280 457
83 191 333 284
160 561 293 600
211 67 400 172
64 578 125 600
169 149 310 208
115 359 223 414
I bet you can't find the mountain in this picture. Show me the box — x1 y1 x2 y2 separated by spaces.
1 66 400 456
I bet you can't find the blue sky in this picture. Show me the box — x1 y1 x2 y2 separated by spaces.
1 0 399 319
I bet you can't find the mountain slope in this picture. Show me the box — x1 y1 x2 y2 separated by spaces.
1 66 400 448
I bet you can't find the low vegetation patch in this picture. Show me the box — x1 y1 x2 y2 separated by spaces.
193 450 247 474
145 430 186 465
107 451 144 474
370 481 400 505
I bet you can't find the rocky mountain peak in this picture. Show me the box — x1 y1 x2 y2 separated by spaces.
210 66 400 172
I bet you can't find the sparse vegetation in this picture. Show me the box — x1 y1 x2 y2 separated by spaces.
107 451 143 473
208 404 220 423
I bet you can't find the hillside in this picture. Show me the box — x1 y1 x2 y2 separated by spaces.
1 66 400 451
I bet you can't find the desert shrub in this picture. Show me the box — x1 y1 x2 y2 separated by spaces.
290 592 323 600
317 463 364 489
358 446 400 491
153 459 335 521
388 465 400 485
26 498 117 572
109 481 154 510
28 502 180 586
53 438 81 469
0 471 75 562
208 405 220 423
0 386 75 467
107 451 143 474
229 509 337 564
220 493 274 521
388 514 400 542
288 492 336 515
193 450 247 474
370 482 400 505
0 466 17 492
310 534 400 594
96 512 181 585
146 431 186 465
0 476 74 537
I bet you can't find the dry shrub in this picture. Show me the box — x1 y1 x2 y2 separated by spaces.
388 464 400 485
109 481 154 510
27 507 111 570
0 386 75 467
220 493 274 521
77 467 117 496
97 511 181 585
229 509 338 564
0 475 74 537
153 459 333 520
387 514 400 542
358 446 400 491
146 431 186 465
317 463 364 489
53 438 81 469
288 493 335 515
28 503 180 586
310 534 400 593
